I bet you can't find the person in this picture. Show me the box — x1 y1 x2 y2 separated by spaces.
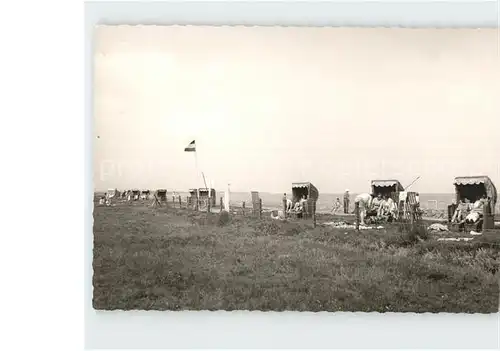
377 195 388 217
271 210 285 220
465 196 484 223
332 197 342 214
105 193 111 206
452 199 470 224
293 201 301 212
343 189 350 214
299 194 307 205
99 196 105 205
354 193 373 225
480 194 489 207
378 195 396 221
385 196 397 219
472 196 484 212
283 193 292 212
300 195 308 215
371 194 383 215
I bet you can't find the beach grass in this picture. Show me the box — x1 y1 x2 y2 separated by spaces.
92 202 499 312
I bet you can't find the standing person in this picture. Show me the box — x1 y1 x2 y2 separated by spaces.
283 193 292 212
343 189 350 214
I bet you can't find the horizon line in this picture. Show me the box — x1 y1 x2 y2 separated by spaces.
93 189 492 195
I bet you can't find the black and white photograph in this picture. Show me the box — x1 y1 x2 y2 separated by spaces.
92 25 499 313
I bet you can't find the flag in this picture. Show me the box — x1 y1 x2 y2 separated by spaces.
184 140 196 152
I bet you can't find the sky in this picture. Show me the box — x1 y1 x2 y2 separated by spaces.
93 26 500 194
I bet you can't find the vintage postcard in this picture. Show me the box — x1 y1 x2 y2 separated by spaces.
92 26 499 312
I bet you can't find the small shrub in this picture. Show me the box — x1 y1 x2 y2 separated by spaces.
387 222 429 248
409 223 429 241
217 211 231 227
473 248 499 274
257 221 281 236
402 222 428 240
279 222 301 236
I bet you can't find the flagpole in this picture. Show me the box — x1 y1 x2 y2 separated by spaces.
193 143 208 197
186 139 209 201
194 149 199 170
194 148 200 198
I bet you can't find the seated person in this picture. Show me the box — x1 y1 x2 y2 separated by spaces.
332 198 342 214
388 197 397 218
377 196 388 216
271 210 285 220
480 194 490 207
299 195 307 205
378 195 396 220
299 195 308 213
451 199 471 224
290 201 303 218
368 193 383 217
465 196 485 224
293 201 301 212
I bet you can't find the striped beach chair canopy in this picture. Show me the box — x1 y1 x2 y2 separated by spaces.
453 176 497 209
371 179 404 193
291 182 319 202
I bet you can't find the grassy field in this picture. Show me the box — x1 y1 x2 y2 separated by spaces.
92 201 500 312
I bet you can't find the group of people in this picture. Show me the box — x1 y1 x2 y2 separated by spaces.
120 190 142 201
354 193 399 224
99 190 141 205
98 193 112 206
331 189 352 214
283 193 309 216
451 194 489 225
